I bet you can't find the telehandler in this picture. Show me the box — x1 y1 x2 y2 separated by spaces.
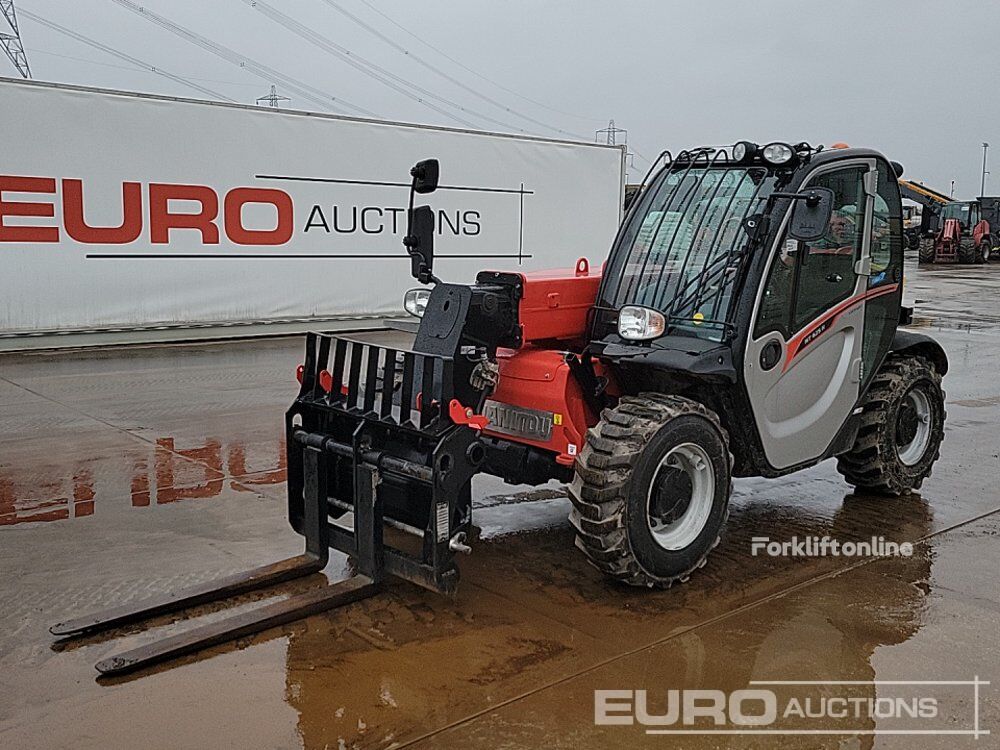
53 141 948 676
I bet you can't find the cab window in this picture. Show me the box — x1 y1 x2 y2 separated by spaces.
861 163 904 385
869 166 902 288
755 165 866 338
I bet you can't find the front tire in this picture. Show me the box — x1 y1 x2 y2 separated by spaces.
836 356 945 495
568 395 731 588
918 239 935 264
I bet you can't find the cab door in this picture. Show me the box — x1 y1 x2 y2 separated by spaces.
744 160 876 470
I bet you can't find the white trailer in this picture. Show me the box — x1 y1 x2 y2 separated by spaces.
0 78 625 349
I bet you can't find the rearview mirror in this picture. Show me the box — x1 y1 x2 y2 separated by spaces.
407 205 435 283
411 159 439 195
788 187 834 243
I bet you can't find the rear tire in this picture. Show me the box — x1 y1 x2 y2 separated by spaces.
958 237 978 264
836 356 945 495
568 395 731 588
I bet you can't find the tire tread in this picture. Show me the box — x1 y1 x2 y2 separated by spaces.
836 355 945 495
567 395 731 588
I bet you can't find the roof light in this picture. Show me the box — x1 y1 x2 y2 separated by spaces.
762 142 795 166
831 142 850 149
618 306 666 341
732 141 758 164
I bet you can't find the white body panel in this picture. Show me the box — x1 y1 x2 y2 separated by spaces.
744 159 876 470
0 79 624 346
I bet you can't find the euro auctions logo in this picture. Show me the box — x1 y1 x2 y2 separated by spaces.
0 175 294 246
595 678 990 739
596 688 781 728
0 174 495 259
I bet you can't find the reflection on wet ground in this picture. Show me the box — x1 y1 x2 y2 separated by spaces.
1 436 286 525
1 259 999 749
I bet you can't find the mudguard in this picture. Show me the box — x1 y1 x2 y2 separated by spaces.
889 329 949 375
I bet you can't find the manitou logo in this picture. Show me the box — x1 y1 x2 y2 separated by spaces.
0 176 294 245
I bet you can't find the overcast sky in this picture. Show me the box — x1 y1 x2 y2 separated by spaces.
7 0 999 197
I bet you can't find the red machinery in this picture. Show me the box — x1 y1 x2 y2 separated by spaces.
479 258 608 469
927 200 993 264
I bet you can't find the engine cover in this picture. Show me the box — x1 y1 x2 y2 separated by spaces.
481 346 597 466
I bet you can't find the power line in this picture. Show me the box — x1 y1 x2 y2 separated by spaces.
353 0 602 125
1 0 30 78
242 0 582 135
20 10 234 101
240 0 500 130
629 146 651 164
315 0 588 139
26 47 264 88
108 0 380 117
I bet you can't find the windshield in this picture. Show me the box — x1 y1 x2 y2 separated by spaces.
601 163 780 341
940 202 971 225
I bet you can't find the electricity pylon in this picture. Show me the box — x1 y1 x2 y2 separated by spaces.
1 0 30 78
257 84 290 109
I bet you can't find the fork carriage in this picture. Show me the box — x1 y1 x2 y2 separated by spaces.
288 331 490 595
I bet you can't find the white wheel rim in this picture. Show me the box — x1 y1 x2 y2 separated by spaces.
897 389 932 466
646 442 715 551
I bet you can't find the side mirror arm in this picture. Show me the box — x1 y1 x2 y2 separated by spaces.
403 159 441 285
771 190 823 206
403 231 437 285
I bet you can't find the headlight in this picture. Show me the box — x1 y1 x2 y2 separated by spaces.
732 140 757 163
762 142 795 165
618 305 666 341
404 288 431 317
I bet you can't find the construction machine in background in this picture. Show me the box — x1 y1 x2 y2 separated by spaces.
898 178 951 254
977 195 1000 257
52 142 949 677
898 179 994 264
929 199 993 264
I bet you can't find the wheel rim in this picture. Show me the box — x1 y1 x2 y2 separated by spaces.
646 442 715 551
896 388 932 466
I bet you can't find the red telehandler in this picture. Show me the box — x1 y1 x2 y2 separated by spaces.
52 142 948 676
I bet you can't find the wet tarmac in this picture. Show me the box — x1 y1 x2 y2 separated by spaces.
1 259 999 749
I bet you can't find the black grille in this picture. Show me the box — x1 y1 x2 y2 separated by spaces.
297 332 455 431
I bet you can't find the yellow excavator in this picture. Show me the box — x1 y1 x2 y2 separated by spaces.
897 179 951 254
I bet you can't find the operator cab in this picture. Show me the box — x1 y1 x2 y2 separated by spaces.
939 200 978 230
590 141 908 472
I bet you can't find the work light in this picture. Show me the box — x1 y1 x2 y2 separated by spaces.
762 142 795 165
732 141 758 163
618 305 666 341
404 288 431 317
